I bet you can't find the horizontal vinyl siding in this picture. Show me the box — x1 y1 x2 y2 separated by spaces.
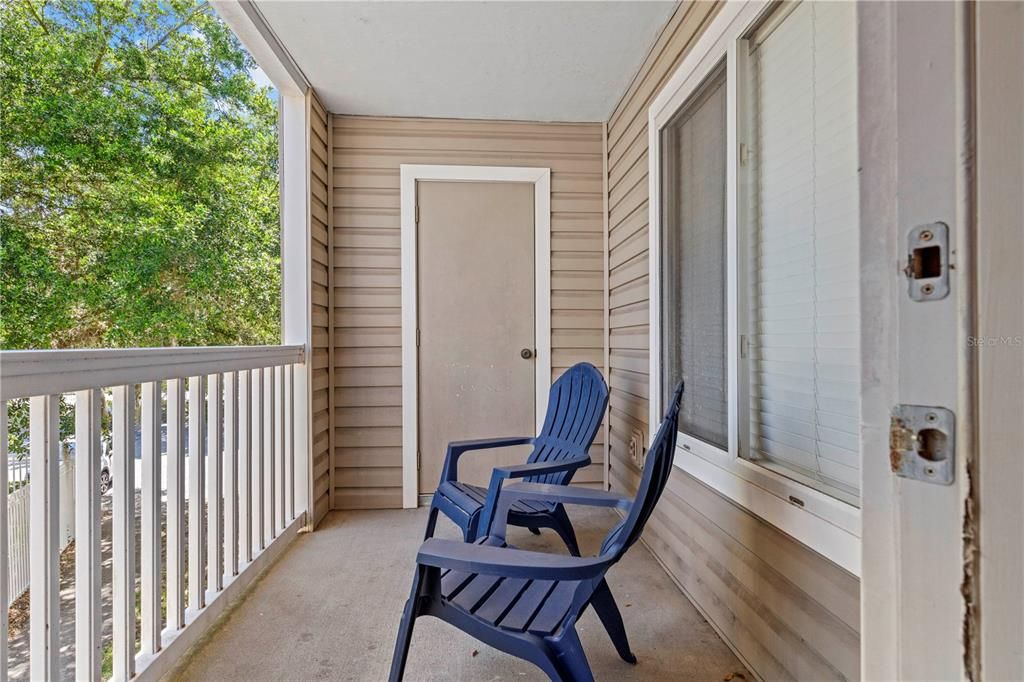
331 116 606 509
310 92 331 526
605 2 860 680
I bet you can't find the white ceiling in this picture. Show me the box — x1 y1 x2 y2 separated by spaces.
254 1 676 122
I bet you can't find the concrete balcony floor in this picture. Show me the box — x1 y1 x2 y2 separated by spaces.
172 505 747 681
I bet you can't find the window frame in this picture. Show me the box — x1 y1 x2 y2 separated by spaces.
647 0 860 575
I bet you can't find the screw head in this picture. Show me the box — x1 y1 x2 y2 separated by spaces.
920 230 934 241
926 412 938 423
922 283 935 295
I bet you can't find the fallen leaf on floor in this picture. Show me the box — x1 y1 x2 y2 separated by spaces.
472 650 479 657
625 603 632 608
723 672 746 681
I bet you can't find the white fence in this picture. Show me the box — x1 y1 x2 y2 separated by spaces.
6 459 76 608
1 345 309 681
7 457 30 487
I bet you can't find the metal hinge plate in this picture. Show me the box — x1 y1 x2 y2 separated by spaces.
889 405 956 485
739 142 752 166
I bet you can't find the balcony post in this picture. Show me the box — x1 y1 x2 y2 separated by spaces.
280 90 313 527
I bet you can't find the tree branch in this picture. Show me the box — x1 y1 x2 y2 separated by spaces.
21 0 49 34
146 3 209 53
91 3 107 75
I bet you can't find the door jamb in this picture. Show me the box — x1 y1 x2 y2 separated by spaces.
399 164 552 509
858 3 978 679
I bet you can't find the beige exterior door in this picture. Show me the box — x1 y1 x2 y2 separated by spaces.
416 181 536 494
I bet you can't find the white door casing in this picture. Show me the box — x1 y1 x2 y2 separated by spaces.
858 2 978 679
975 3 1024 678
399 165 552 509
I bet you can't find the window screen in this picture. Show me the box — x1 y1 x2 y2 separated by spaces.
744 1 861 500
661 65 728 450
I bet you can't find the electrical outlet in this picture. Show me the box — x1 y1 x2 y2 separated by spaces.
628 428 646 467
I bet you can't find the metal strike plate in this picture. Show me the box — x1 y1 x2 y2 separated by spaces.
889 405 955 485
904 222 950 301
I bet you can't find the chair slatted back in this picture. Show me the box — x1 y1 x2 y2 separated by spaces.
526 363 609 485
600 381 684 558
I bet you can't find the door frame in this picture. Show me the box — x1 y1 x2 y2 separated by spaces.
858 2 979 679
399 164 552 509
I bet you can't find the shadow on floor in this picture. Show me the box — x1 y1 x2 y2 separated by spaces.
173 506 747 681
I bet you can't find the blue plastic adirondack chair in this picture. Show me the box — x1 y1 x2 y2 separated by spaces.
424 363 608 556
390 381 684 682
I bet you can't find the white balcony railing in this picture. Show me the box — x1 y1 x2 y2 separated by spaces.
1 345 307 681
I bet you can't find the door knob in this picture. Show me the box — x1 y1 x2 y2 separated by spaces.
520 348 534 359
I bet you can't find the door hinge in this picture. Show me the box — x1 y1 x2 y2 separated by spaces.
889 405 956 485
417 451 421 470
416 328 420 347
415 204 420 225
739 142 752 166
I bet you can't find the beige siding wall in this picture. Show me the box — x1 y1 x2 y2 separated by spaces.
310 91 331 526
605 3 860 680
330 116 606 509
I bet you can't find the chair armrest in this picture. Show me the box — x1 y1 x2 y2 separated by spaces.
476 457 591 537
494 457 590 480
503 482 632 509
486 483 633 541
416 538 608 581
440 436 535 483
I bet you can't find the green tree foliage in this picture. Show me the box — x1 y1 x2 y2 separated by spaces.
1 0 280 350
1 0 281 456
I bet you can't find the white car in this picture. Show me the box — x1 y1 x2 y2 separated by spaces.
60 438 113 495
99 450 112 495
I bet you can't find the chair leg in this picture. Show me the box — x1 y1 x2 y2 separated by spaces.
389 565 428 682
423 504 441 540
539 628 594 682
550 505 581 557
590 579 637 664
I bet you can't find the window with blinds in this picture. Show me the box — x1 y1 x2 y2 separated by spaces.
742 1 861 502
660 65 728 450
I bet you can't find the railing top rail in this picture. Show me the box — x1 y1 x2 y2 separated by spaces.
0 345 305 400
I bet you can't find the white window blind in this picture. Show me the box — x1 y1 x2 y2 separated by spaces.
744 1 861 500
661 66 728 450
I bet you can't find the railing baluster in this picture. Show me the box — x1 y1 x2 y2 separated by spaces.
112 385 136 680
141 381 162 655
1 402 7 682
75 389 102 679
286 364 295 521
207 373 223 593
29 395 60 679
253 368 264 551
275 365 285 532
60 440 74 558
224 371 239 576
264 368 276 540
293 359 308 524
167 378 186 631
239 370 252 564
187 376 206 611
